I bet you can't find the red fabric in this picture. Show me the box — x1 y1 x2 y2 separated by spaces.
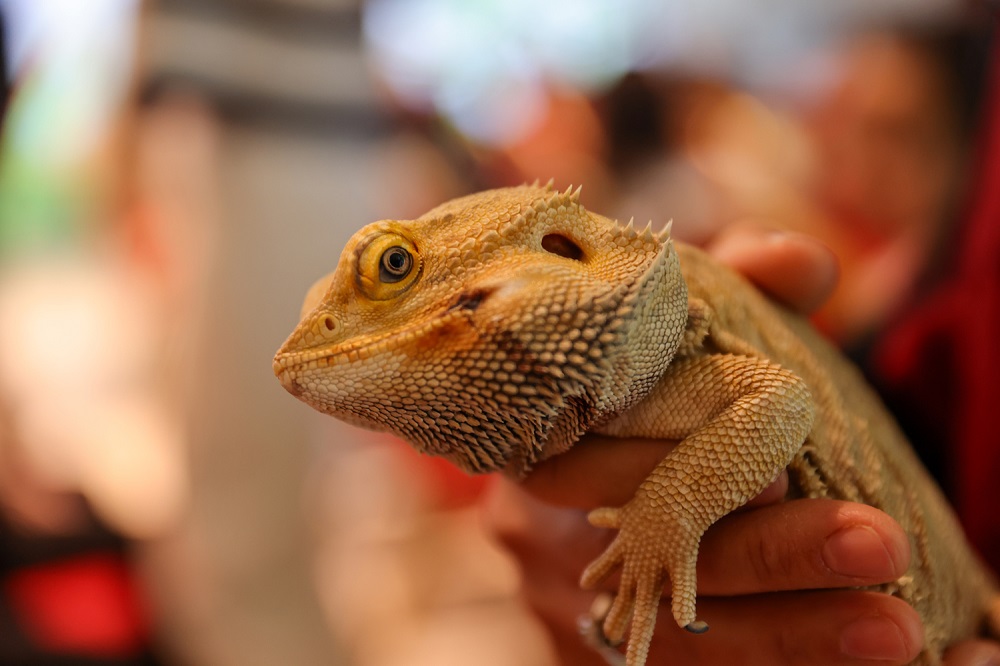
875 42 1000 568
3 552 149 658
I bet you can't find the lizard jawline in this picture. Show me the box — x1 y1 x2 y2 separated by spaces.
273 307 469 380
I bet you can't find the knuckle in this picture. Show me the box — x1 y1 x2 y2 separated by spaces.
747 529 799 584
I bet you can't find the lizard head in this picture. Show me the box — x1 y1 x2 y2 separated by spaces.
273 183 689 476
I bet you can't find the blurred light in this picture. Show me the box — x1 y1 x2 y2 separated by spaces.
363 0 644 144
363 0 961 145
1 0 140 166
1 0 138 81
0 0 141 255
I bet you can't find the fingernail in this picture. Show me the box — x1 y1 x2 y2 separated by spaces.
840 615 909 661
823 525 898 579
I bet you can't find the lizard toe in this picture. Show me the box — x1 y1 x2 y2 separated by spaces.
581 537 625 588
588 506 623 529
603 583 636 644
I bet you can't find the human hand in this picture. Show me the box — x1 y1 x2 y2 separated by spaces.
709 226 1000 665
486 473 920 664
483 224 931 664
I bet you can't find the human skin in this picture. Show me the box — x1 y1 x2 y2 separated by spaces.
482 224 1000 665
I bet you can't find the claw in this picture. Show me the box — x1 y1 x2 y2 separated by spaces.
685 621 710 634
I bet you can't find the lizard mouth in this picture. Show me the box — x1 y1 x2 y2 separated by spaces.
272 294 489 383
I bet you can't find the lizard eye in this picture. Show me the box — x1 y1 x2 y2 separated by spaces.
379 246 413 282
354 231 421 300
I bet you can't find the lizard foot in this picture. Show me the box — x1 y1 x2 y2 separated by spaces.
581 503 709 666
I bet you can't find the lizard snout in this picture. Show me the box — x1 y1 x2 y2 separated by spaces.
272 359 303 396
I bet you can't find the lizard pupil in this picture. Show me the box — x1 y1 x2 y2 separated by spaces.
379 246 412 282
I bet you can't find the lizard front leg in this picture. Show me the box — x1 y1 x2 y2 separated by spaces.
582 354 815 666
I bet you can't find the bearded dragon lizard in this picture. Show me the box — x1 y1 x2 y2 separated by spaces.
274 183 1000 666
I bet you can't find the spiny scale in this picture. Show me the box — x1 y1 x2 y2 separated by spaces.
658 220 674 242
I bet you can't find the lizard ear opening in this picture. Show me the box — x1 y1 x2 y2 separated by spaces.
542 233 584 261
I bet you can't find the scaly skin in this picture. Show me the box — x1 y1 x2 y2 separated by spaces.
274 183 999 666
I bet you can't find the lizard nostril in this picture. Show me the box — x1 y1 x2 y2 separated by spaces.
450 288 492 312
321 314 337 333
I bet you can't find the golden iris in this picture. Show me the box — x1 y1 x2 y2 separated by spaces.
355 232 421 300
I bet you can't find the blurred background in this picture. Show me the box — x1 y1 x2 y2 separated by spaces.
0 0 996 664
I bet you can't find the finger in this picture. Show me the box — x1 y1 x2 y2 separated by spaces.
692 499 911 596
707 223 839 314
943 639 1000 666
481 477 606 584
522 434 788 509
537 590 922 666
486 483 908 597
627 590 921 666
486 486 918 664
522 436 675 507
664 591 923 665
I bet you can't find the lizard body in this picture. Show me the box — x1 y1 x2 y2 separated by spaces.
274 183 999 665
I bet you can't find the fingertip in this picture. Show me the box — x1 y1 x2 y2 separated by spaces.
944 639 1000 666
708 224 839 314
828 503 912 580
839 598 924 664
697 500 910 596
